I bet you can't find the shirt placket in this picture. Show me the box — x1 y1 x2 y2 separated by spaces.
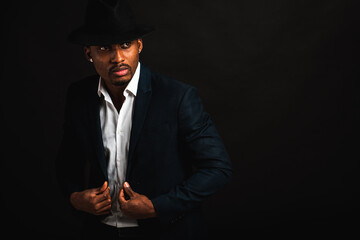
115 94 128 225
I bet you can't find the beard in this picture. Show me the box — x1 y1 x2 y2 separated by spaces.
111 79 131 86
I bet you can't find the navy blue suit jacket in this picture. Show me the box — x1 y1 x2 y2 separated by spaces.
57 64 232 239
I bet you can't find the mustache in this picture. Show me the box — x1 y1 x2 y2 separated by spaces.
109 64 131 73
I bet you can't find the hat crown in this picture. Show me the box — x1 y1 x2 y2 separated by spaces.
84 0 137 33
68 0 154 45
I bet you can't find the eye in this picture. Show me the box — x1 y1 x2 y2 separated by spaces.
99 46 110 51
120 41 131 49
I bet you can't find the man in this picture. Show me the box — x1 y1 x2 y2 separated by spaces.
56 0 232 239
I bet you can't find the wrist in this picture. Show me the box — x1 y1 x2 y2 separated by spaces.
149 200 157 218
70 192 80 209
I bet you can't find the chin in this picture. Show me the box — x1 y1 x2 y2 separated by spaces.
112 79 131 86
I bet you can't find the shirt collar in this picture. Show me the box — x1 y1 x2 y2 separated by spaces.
97 62 141 99
125 62 140 97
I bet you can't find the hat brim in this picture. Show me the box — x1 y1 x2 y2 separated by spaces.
68 24 154 46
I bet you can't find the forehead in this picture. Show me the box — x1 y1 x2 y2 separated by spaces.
87 39 141 48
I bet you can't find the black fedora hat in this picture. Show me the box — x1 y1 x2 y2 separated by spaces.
68 0 154 45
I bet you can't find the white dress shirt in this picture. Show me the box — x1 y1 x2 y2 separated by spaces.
97 63 141 228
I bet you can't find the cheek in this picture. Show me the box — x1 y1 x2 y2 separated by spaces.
93 61 109 78
126 52 139 68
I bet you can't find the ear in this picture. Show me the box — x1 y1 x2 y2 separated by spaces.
84 46 93 62
137 39 143 53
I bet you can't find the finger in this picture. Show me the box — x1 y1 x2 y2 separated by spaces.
123 182 135 198
94 187 111 202
95 198 112 212
100 187 110 199
94 181 108 195
118 188 127 205
95 211 111 216
104 187 111 200
95 204 112 216
98 181 108 193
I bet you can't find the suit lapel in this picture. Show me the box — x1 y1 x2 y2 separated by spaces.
84 66 152 181
127 65 152 178
88 78 108 181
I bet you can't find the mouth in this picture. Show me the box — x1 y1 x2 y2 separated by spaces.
110 65 130 77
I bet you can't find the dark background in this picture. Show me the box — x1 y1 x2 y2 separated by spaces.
2 0 359 239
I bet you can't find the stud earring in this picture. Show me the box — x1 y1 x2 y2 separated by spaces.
89 58 93 62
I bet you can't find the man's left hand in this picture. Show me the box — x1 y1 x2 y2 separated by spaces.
118 182 157 219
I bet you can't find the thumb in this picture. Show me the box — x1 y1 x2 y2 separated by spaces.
118 188 127 204
97 181 108 194
123 182 135 198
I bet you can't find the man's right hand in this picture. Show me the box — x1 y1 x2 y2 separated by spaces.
70 181 112 216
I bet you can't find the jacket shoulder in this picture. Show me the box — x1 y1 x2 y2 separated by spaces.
149 69 195 95
67 75 99 95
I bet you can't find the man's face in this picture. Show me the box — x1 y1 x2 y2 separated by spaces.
85 39 143 87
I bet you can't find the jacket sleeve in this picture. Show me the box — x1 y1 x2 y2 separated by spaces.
56 84 86 200
150 86 232 222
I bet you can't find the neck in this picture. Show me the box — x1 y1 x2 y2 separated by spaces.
105 82 128 112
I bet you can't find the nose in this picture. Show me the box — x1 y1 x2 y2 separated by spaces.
110 45 124 63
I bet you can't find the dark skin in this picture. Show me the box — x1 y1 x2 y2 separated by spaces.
85 39 143 111
70 39 157 219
